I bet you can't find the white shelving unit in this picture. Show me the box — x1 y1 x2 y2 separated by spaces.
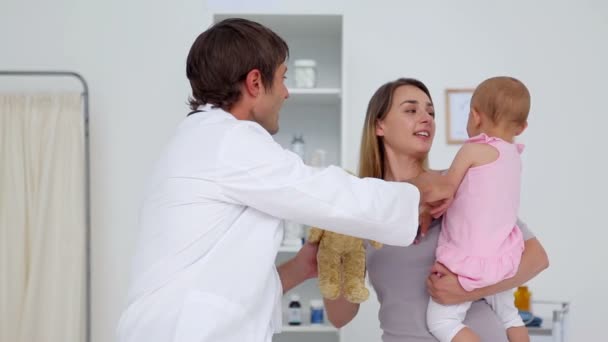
287 88 342 105
281 325 339 333
212 13 344 342
288 88 341 95
275 247 342 342
214 13 344 167
278 245 302 253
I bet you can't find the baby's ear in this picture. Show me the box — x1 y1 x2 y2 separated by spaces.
514 121 528 136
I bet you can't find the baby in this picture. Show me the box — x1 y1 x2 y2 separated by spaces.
427 76 532 342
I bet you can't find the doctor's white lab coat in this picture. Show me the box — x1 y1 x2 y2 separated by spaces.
116 105 421 342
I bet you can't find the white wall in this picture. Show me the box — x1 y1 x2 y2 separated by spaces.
1 0 606 341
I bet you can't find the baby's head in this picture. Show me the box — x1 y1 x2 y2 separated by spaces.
467 76 530 139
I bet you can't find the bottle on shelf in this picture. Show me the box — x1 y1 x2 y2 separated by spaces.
290 134 306 162
310 148 327 168
282 134 307 248
287 294 302 326
283 221 303 247
310 299 325 325
514 285 532 312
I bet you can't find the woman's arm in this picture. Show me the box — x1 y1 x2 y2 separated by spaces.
324 296 360 328
427 237 549 305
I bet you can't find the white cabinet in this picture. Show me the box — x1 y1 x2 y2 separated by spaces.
274 250 342 342
212 13 344 342
213 13 344 167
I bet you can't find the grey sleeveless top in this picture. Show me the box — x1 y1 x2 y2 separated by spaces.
367 219 533 341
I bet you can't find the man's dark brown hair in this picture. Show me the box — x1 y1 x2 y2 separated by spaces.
186 18 289 111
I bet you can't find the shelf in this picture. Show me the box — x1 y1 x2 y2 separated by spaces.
527 324 552 336
280 324 338 333
525 300 569 336
278 245 301 253
289 88 341 95
286 88 341 106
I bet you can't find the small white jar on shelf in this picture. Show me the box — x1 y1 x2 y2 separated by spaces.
294 59 317 88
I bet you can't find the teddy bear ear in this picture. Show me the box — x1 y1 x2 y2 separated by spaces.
307 227 324 243
369 240 383 249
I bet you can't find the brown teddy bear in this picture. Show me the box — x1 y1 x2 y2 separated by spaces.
308 228 382 303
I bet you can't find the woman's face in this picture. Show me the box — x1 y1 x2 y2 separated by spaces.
376 85 435 158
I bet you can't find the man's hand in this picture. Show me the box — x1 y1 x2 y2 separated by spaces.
408 172 455 207
293 242 319 280
278 242 319 293
429 197 453 218
415 205 433 244
426 262 479 305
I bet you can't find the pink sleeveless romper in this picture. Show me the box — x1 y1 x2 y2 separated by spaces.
436 133 525 291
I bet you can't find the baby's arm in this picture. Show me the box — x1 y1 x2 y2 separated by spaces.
430 143 498 217
445 142 498 189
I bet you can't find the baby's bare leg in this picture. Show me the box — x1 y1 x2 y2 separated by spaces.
484 292 529 342
452 327 480 342
507 326 530 342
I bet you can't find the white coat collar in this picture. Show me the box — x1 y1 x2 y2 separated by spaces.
197 103 217 112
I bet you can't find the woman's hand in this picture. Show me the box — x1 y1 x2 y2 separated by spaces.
428 237 549 305
426 262 478 305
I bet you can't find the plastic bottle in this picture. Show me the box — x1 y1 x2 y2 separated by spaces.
310 149 327 168
287 294 302 326
514 286 532 312
283 221 303 247
310 299 324 325
290 134 305 161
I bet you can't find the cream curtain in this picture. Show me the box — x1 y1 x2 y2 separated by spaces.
0 94 86 342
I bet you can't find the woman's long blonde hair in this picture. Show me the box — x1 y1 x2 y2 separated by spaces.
358 78 433 179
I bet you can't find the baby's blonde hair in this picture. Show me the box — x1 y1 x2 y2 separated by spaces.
471 76 530 128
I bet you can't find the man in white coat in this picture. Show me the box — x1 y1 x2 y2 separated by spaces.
117 18 453 342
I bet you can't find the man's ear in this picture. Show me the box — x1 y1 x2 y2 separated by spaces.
244 69 262 97
375 119 385 137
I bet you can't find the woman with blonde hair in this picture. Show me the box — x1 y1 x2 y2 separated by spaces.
324 78 549 341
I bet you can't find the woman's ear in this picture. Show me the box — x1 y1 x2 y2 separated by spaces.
375 119 385 137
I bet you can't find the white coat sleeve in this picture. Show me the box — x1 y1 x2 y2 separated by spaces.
216 122 420 246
